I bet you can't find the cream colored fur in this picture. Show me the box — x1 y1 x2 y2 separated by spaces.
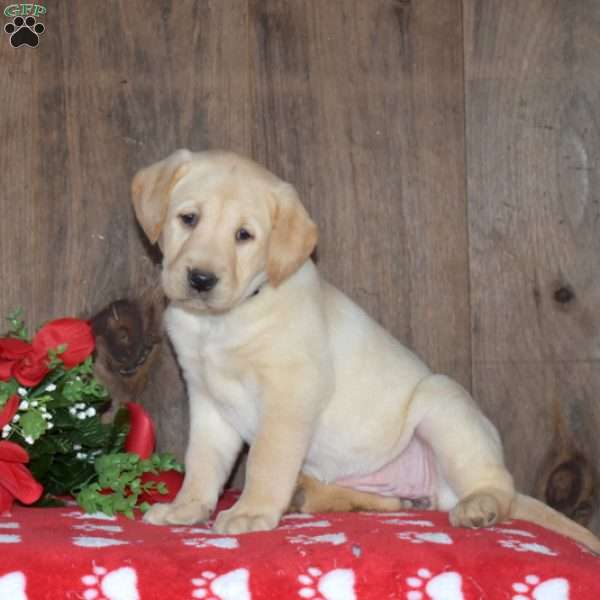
132 149 600 552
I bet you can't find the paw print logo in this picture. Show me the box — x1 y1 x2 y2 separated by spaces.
191 569 251 600
4 16 45 48
512 574 569 600
81 565 139 600
297 567 356 600
405 568 464 600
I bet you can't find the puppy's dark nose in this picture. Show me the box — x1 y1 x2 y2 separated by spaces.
188 269 219 292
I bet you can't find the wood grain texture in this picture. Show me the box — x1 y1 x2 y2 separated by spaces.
0 1 250 459
465 0 600 531
248 0 470 386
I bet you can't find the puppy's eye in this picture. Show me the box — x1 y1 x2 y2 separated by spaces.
179 213 198 228
235 228 254 243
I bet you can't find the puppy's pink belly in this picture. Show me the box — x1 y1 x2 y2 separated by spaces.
335 435 437 502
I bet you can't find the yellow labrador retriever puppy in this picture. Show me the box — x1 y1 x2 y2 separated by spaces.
132 149 600 552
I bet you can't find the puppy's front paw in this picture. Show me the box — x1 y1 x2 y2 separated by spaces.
143 499 212 526
143 502 172 525
213 503 280 534
450 492 500 529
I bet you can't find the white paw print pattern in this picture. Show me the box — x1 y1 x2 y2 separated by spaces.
512 574 569 600
491 527 535 538
397 531 453 545
0 521 21 544
73 536 130 548
405 568 464 600
0 571 28 600
81 565 139 600
383 519 435 527
499 539 557 556
281 520 333 531
183 536 240 550
191 568 250 600
297 567 356 600
287 533 347 546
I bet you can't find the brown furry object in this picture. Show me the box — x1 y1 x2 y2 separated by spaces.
90 287 164 420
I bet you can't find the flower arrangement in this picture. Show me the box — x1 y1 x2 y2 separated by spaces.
0 310 182 517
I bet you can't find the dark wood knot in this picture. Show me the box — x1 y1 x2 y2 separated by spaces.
544 453 596 526
553 285 575 304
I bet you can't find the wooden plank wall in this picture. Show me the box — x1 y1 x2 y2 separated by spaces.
465 0 600 532
0 1 598 531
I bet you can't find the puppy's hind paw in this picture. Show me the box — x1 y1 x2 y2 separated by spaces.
450 492 501 529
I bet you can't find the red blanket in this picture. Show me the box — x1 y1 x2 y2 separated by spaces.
1 491 598 599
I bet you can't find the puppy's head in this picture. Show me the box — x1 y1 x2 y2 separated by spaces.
132 150 318 313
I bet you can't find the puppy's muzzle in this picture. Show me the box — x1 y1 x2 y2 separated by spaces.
188 268 219 293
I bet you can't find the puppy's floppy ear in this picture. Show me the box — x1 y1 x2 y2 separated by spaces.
267 182 318 287
131 149 192 244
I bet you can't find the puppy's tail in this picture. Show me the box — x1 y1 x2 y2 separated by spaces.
511 493 600 554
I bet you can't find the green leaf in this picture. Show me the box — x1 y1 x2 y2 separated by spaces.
39 452 97 496
20 411 47 441
105 407 130 453
72 416 112 448
76 451 184 517
6 308 29 341
47 346 67 370
0 380 18 406
28 453 53 481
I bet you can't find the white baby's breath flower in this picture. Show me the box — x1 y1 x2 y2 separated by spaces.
76 452 86 459
45 383 57 392
75 403 85 410
73 444 82 451
77 412 86 420
42 413 52 420
85 407 96 418
17 387 28 397
11 415 20 423
19 400 29 410
2 424 11 433
47 422 54 430
24 436 34 445
1 430 9 439
69 407 77 415
31 401 38 408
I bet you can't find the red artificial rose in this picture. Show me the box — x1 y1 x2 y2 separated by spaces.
0 338 46 386
33 318 95 368
0 395 19 429
11 350 49 387
0 338 31 360
124 402 156 460
0 339 31 382
0 317 95 386
0 360 12 381
0 441 43 515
